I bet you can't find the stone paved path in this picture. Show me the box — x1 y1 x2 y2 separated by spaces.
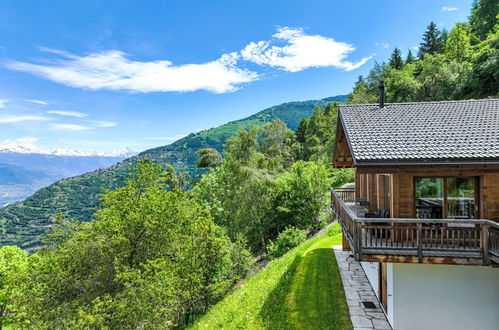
333 246 392 330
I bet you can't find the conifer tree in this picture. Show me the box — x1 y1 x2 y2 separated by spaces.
418 22 443 58
405 49 415 64
389 48 404 69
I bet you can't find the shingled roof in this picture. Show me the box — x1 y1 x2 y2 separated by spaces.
338 98 499 165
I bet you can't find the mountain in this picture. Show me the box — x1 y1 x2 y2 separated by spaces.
0 95 348 249
0 152 134 207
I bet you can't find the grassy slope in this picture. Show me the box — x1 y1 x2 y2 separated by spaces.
189 226 352 330
0 95 347 249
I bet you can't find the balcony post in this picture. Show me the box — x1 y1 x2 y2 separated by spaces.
355 221 363 260
417 223 423 263
481 224 490 266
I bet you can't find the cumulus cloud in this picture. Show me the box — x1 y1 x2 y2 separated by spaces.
3 50 259 94
0 115 50 123
47 110 89 118
442 7 458 12
3 27 369 93
0 99 9 108
53 123 91 131
241 27 371 72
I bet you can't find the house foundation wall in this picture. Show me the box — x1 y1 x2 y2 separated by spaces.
391 263 499 330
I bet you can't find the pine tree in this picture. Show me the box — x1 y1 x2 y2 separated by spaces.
418 22 443 58
405 50 415 64
389 48 404 69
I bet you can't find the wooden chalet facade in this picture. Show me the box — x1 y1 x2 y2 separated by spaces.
332 98 499 266
331 97 499 329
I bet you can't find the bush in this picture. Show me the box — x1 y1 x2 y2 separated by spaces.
267 227 307 260
326 222 342 237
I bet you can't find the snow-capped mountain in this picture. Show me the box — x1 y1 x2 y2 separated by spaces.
0 147 137 206
0 145 136 157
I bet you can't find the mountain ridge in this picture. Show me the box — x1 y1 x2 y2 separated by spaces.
0 94 348 249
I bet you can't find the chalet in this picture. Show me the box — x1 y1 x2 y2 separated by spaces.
331 87 499 330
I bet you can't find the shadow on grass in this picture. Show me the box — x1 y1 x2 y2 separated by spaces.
259 253 303 329
259 244 352 330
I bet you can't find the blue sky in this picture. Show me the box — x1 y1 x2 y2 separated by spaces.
0 0 472 153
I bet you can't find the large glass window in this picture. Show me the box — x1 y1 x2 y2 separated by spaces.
446 178 476 219
415 178 443 219
415 177 477 219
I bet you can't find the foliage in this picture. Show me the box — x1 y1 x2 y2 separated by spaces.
196 148 222 168
0 96 347 249
348 0 499 103
189 233 351 330
8 160 253 328
445 22 473 62
266 227 307 260
389 47 404 69
269 161 330 234
295 103 339 162
0 245 28 328
469 0 499 41
193 113 344 253
418 22 444 58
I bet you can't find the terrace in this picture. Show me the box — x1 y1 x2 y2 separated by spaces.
331 187 499 266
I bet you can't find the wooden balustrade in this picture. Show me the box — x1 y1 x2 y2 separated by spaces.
331 187 499 265
333 187 355 203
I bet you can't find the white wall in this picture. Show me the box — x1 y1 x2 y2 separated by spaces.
386 263 394 327
361 261 379 296
391 263 499 330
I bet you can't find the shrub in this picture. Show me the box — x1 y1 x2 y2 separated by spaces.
267 227 307 260
326 222 342 237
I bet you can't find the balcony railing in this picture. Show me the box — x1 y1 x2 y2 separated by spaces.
331 188 499 265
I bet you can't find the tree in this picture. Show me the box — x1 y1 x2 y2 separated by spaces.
445 23 472 62
468 27 499 97
11 160 252 328
385 64 421 102
0 246 28 328
470 0 499 40
418 22 443 58
269 161 330 234
196 148 222 168
405 50 416 64
389 48 404 69
258 119 297 172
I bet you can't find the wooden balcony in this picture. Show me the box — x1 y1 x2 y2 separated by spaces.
331 188 499 266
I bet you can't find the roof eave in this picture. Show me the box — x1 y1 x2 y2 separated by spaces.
355 159 499 167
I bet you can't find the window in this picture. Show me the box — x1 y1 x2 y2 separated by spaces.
415 177 477 219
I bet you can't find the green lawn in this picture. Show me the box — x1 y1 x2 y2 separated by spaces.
189 224 352 329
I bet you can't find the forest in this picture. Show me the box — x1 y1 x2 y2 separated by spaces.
0 0 497 328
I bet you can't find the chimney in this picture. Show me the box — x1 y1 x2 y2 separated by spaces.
378 81 385 108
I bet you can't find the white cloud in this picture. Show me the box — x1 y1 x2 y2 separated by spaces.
412 45 419 51
0 99 9 108
3 49 259 94
3 28 369 92
24 99 48 105
374 41 390 49
145 134 187 142
0 115 50 123
52 123 91 131
442 7 458 12
47 110 89 118
241 27 371 72
0 137 41 152
90 120 117 127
